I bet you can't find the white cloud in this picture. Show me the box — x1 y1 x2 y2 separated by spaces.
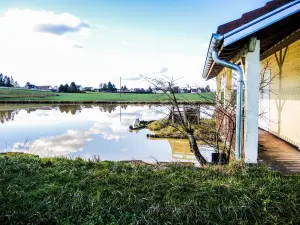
159 66 168 73
121 40 130 45
73 43 84 49
122 76 141 81
93 24 107 29
0 8 210 88
1 9 90 37
0 9 94 85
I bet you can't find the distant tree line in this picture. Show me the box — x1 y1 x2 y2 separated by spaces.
58 82 83 93
99 81 117 92
132 87 153 93
0 73 19 87
201 85 211 93
120 85 128 92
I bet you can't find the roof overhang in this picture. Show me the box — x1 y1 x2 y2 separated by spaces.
202 0 300 80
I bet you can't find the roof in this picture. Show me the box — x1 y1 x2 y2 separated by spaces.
218 0 295 34
36 86 51 89
202 0 300 80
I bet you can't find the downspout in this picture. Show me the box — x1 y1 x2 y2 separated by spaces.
211 33 243 160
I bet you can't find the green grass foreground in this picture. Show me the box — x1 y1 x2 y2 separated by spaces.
1 155 300 224
0 88 214 103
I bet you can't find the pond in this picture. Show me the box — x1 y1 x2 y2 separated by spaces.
0 104 214 163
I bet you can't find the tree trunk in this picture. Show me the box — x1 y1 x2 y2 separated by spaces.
187 134 207 165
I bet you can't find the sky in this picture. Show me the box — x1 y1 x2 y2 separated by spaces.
0 0 269 88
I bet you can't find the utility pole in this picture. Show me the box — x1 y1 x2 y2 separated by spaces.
120 77 122 98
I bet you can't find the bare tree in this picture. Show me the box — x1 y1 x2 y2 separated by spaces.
142 74 209 165
142 61 277 165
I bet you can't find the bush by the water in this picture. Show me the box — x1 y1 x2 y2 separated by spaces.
148 119 216 140
1 155 300 224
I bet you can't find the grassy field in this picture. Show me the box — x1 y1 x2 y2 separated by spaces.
1 154 300 224
0 88 215 103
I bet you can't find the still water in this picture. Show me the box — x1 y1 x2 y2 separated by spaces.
0 104 213 163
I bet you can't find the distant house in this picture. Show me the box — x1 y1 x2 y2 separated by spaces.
25 83 36 89
190 88 200 93
76 85 83 91
153 90 164 94
178 88 189 93
152 88 164 94
36 85 52 91
83 87 93 91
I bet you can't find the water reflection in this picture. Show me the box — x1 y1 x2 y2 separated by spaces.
0 104 214 163
0 105 131 122
59 105 82 115
0 110 18 124
169 139 197 161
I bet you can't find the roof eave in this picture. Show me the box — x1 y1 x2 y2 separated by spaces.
201 34 224 80
202 0 300 80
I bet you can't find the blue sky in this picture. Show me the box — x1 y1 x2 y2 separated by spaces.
0 0 269 88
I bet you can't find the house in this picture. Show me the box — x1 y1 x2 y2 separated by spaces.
190 88 197 93
76 85 83 91
25 83 36 89
202 0 300 163
36 85 52 91
83 87 94 91
52 86 58 91
190 88 201 93
179 88 189 93
153 88 164 94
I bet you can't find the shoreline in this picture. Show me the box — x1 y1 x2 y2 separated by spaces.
0 100 214 105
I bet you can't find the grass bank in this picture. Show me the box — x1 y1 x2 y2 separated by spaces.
0 88 215 103
1 154 300 224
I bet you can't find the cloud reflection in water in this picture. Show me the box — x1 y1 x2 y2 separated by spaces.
2 104 214 163
5 105 168 158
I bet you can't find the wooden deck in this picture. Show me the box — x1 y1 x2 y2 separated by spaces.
259 129 300 174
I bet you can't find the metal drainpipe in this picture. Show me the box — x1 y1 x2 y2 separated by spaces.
211 33 243 160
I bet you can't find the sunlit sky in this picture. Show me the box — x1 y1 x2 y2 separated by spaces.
0 0 269 88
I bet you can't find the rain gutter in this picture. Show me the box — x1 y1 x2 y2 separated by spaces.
210 33 243 160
